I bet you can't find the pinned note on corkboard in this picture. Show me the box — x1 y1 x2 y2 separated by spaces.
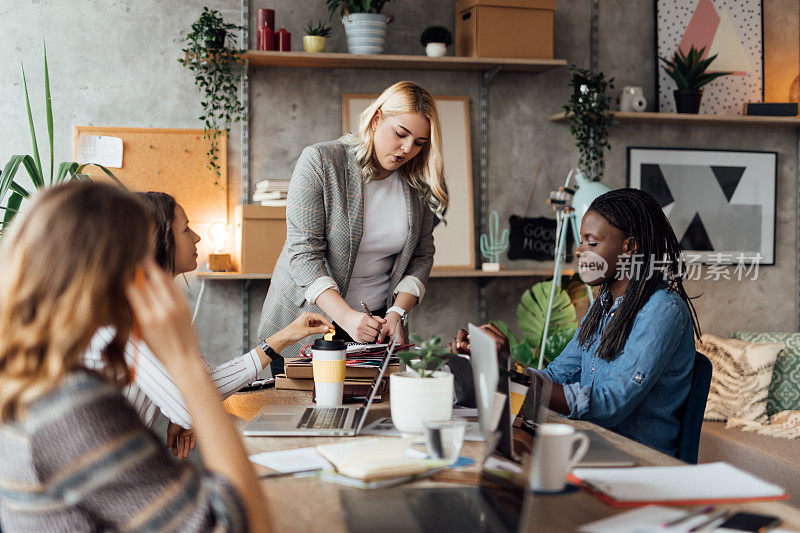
72 126 227 224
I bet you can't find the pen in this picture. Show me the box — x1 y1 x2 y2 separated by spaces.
688 509 730 532
663 505 714 527
360 300 372 316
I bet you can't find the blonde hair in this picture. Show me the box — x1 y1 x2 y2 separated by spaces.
345 81 449 220
0 182 151 422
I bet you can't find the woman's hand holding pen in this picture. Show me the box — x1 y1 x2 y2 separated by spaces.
341 309 386 342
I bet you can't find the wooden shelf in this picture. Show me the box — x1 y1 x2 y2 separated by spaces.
245 50 567 73
196 267 573 281
548 111 800 127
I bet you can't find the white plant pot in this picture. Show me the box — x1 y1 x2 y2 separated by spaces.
425 42 447 57
390 371 454 435
342 13 391 55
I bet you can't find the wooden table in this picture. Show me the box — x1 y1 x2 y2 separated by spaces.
225 388 800 532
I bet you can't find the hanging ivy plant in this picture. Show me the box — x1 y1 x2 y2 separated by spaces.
179 7 246 185
562 66 617 181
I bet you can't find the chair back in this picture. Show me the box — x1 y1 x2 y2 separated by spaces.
677 351 712 463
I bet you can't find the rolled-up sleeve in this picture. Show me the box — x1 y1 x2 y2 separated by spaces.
562 299 689 426
285 146 333 292
394 275 426 302
540 330 583 385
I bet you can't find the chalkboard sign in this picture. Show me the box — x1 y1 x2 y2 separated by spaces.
507 215 573 262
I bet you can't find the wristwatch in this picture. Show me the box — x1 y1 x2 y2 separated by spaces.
387 305 408 326
258 340 282 361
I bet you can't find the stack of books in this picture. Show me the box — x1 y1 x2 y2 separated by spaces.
275 359 400 393
253 179 290 206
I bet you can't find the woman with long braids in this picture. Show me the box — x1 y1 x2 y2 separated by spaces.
454 188 701 456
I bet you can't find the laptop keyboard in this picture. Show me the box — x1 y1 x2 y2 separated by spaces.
296 407 349 429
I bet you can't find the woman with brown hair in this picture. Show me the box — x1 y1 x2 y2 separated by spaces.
83 191 332 458
0 182 269 532
257 81 449 373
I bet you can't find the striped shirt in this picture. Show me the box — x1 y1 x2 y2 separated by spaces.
83 327 261 429
0 371 247 532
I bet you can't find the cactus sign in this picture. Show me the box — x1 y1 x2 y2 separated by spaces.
480 210 509 268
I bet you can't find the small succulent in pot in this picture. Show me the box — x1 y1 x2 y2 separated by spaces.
396 334 450 378
420 25 452 57
304 20 332 38
659 45 731 113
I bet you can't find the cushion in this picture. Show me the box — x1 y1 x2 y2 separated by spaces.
731 332 800 415
696 334 782 423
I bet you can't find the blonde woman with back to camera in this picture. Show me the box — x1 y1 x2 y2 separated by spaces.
257 81 448 371
0 182 269 532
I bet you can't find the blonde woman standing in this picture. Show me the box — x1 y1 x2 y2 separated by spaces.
258 81 448 368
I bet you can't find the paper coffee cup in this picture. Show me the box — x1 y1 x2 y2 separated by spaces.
311 339 346 407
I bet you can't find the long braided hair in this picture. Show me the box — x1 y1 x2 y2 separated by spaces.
577 188 701 361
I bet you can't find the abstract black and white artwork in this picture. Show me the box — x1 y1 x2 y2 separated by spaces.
628 147 776 264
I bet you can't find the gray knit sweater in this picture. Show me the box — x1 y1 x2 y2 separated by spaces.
0 371 247 532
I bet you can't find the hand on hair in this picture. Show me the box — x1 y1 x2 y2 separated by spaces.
125 257 202 371
166 421 196 460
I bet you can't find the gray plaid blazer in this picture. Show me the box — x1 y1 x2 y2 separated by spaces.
257 139 436 357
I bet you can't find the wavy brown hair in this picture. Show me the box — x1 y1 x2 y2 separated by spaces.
135 192 177 274
0 182 152 422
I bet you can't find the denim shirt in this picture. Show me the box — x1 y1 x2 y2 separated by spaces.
541 285 695 456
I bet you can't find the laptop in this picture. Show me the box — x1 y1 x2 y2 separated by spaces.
467 323 514 459
242 332 399 437
342 424 539 533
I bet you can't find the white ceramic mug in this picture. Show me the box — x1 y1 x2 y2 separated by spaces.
528 423 590 492
311 339 346 407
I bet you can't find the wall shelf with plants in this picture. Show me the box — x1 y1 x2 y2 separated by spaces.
243 50 567 72
548 111 800 127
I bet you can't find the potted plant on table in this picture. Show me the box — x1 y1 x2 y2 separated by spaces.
391 334 454 435
303 20 331 53
659 45 730 114
327 0 393 55
178 7 246 185
420 25 452 57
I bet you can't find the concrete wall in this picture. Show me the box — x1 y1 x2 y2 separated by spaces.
2 0 798 369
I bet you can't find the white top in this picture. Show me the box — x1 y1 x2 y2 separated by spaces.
343 171 409 310
82 327 261 429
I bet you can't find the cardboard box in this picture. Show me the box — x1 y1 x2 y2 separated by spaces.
455 0 555 59
234 205 286 273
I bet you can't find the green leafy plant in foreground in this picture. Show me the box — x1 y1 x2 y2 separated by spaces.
1 41 121 236
493 278 584 369
396 334 450 378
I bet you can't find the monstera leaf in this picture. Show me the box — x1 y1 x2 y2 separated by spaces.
518 281 577 345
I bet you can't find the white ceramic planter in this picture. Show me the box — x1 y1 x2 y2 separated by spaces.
342 13 391 54
425 42 447 57
390 371 454 435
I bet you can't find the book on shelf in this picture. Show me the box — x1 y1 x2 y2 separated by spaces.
254 179 290 192
252 191 287 201
257 199 288 207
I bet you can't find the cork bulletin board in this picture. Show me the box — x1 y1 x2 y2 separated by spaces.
72 126 227 224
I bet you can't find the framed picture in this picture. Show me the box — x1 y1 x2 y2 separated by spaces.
627 147 776 264
655 0 764 114
343 94 475 270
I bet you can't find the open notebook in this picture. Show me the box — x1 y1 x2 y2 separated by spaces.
569 462 788 508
